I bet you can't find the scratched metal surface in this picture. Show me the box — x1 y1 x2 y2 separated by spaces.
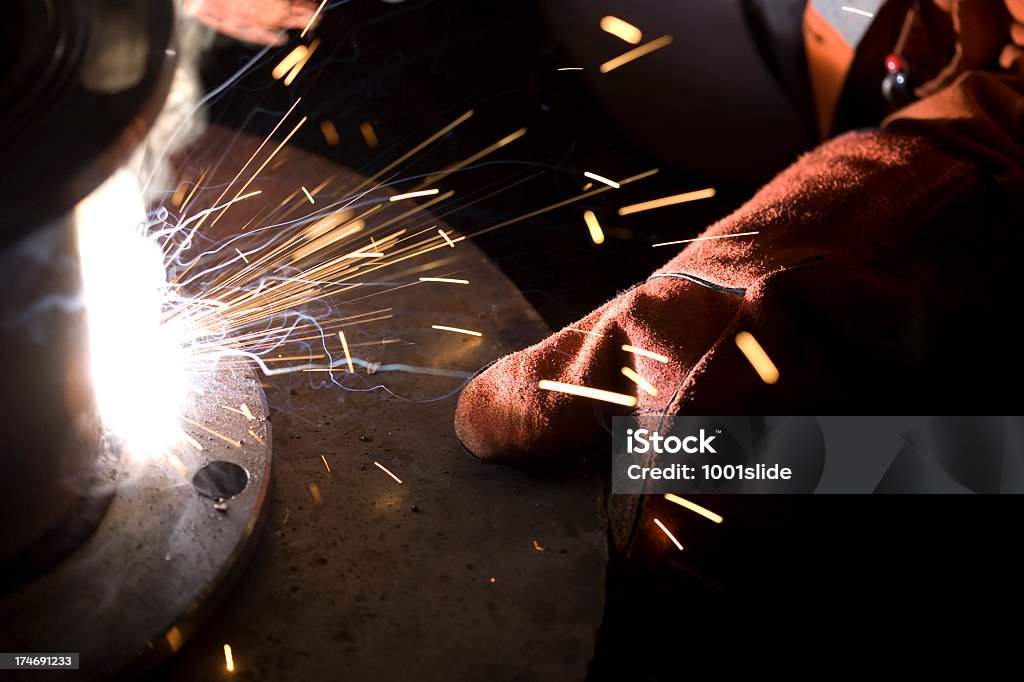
155 126 607 681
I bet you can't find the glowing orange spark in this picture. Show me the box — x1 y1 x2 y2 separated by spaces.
301 186 315 204
309 483 322 504
664 494 724 524
338 329 355 374
172 180 190 208
301 0 329 37
652 230 758 248
621 366 657 396
223 643 235 673
272 46 308 80
431 325 482 337
321 454 331 473
489 577 497 583
182 416 241 448
533 540 545 551
320 120 340 146
558 66 584 71
583 171 620 189
247 429 265 445
600 35 673 74
390 189 439 202
621 344 669 363
653 518 684 550
167 454 188 477
374 461 403 484
360 121 379 149
538 380 638 408
618 188 716 216
419 277 469 284
438 228 456 247
600 15 643 44
583 210 605 245
240 404 255 420
183 433 204 451
735 331 779 384
283 38 320 86
235 248 250 263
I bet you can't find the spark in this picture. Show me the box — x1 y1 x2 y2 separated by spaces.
538 380 638 408
182 416 242 448
600 16 643 44
301 0 329 37
172 179 190 208
621 344 669 363
283 38 320 86
340 251 384 259
431 325 482 337
558 67 584 71
240 404 256 420
390 189 440 202
583 171 620 189
360 121 379 149
652 230 758 248
248 429 265 445
533 540 545 551
338 329 355 374
320 119 340 146
582 182 593 191
621 366 657 396
489 577 497 584
167 454 188 477
178 167 208 212
374 461 403 484
209 115 308 227
618 188 716 215
735 331 780 384
600 35 673 74
583 210 605 245
438 229 456 248
841 5 874 18
309 483 322 504
664 494 724 524
191 97 302 231
468 167 659 240
234 248 250 263
272 45 308 80
321 454 331 473
653 518 684 550
301 186 315 204
421 127 527 188
223 644 235 673
419 277 469 284
183 433 204 451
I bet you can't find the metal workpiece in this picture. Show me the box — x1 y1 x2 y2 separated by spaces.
0 360 272 680
151 127 608 681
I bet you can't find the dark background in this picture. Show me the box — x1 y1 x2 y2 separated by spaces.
200 0 1020 675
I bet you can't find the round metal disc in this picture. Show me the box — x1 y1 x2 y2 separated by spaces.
0 360 272 680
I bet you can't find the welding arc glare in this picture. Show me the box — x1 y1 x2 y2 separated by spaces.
76 170 189 460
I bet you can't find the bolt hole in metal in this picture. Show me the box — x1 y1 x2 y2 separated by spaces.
192 461 249 500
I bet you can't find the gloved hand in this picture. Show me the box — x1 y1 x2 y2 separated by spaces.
184 0 321 46
456 130 993 464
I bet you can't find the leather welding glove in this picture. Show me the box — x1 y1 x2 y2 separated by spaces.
455 0 1024 476
456 128 1012 466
